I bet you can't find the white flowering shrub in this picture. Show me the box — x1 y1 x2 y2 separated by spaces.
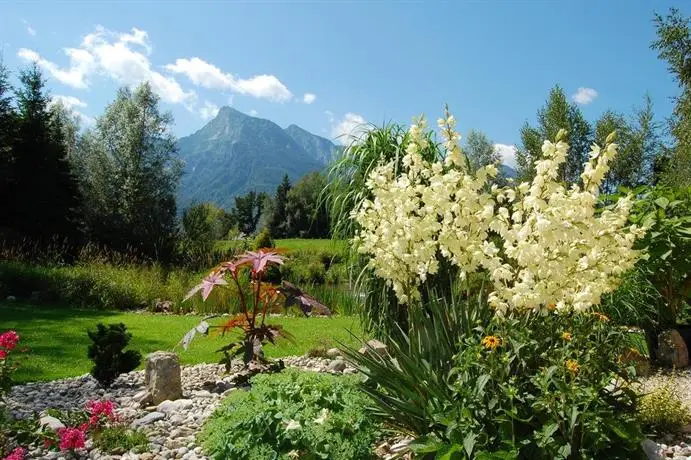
352 109 646 314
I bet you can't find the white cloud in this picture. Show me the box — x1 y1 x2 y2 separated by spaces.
494 143 518 169
302 93 316 104
331 112 367 144
324 110 334 123
166 57 292 102
249 109 258 116
17 25 195 107
18 47 93 89
198 101 219 120
51 95 87 109
49 95 94 125
572 87 598 105
22 20 36 37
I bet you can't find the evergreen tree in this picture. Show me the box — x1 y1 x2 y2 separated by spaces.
0 63 17 234
268 174 291 238
11 64 81 242
516 85 592 184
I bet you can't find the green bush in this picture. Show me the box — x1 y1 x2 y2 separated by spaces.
253 228 274 250
93 425 149 453
87 323 142 387
344 294 644 459
199 370 380 459
638 377 691 434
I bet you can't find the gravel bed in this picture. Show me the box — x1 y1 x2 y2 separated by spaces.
5 356 356 459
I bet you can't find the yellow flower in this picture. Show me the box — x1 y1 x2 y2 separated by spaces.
561 331 572 342
565 359 580 374
592 312 610 322
481 335 501 351
547 302 556 311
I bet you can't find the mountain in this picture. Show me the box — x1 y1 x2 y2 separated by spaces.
284 124 341 164
501 164 518 179
177 107 334 210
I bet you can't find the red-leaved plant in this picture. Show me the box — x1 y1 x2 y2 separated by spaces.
181 249 295 369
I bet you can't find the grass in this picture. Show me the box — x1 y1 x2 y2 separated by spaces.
274 239 347 254
0 302 364 383
214 238 347 255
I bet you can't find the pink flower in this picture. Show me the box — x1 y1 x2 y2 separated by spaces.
235 250 284 275
184 271 228 301
3 447 26 460
86 400 115 419
0 350 7 360
57 427 85 451
0 331 19 351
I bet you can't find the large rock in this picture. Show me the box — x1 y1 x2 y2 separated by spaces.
358 339 388 356
145 351 183 404
657 329 689 368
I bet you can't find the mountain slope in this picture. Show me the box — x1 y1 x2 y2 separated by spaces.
177 108 328 210
283 124 340 164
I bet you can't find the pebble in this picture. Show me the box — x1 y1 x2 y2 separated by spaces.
5 356 357 459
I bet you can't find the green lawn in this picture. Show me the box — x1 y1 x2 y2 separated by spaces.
0 302 364 383
274 239 347 254
215 238 347 255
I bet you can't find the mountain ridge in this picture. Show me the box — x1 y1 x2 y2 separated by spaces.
176 107 334 210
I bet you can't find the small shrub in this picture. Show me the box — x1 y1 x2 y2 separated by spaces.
639 378 691 434
93 425 148 453
306 338 334 358
253 228 274 250
199 370 379 459
87 324 141 387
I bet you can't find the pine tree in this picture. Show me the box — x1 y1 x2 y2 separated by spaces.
12 64 81 243
0 63 17 234
268 174 291 238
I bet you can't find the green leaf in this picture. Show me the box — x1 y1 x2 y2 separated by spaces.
438 444 463 460
475 373 491 396
463 432 478 457
655 197 670 209
409 436 445 454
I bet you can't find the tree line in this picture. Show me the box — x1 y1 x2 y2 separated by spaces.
1 8 689 264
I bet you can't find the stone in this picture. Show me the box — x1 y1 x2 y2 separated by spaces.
358 339 388 356
6 295 15 301
145 351 183 404
39 414 65 431
641 439 663 460
327 359 347 373
658 330 689 368
132 411 166 427
326 348 342 359
157 399 193 413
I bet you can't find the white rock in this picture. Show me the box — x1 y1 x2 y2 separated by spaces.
39 414 65 431
145 352 183 405
132 411 166 427
157 399 194 413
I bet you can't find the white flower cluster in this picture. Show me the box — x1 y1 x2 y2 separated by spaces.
353 113 645 314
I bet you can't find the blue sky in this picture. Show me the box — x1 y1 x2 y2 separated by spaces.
0 1 686 167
